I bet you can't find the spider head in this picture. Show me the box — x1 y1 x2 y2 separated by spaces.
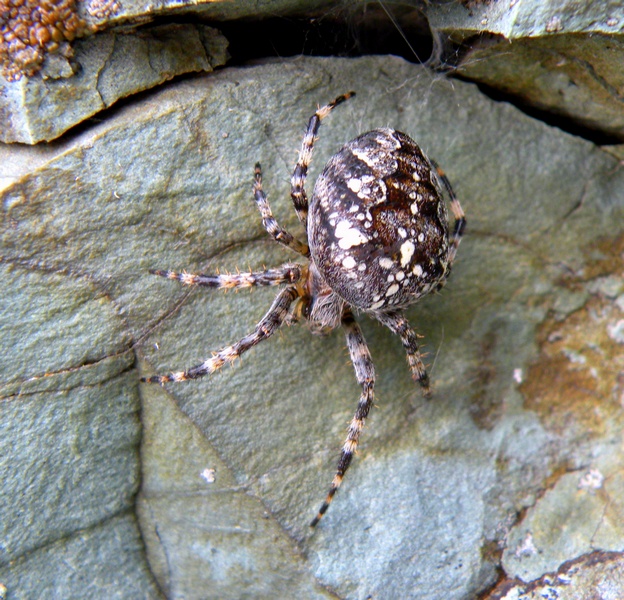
302 262 345 335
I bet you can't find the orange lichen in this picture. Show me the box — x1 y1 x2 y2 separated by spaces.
87 0 121 20
521 234 624 437
0 0 86 81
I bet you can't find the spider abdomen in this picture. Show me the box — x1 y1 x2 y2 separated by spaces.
308 128 451 312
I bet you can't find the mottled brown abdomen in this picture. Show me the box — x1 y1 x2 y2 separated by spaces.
308 128 451 312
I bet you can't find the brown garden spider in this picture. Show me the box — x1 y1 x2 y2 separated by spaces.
142 92 466 526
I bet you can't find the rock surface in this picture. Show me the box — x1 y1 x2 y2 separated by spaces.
1 54 623 599
1 23 228 144
428 0 624 140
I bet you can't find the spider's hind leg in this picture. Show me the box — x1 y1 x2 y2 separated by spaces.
142 284 301 384
375 311 431 397
431 162 466 265
311 308 375 527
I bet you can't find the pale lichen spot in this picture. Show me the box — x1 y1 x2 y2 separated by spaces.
386 283 400 296
400 240 415 267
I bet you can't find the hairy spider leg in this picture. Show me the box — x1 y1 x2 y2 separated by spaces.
375 311 431 397
290 91 356 229
432 163 466 265
311 309 375 527
148 264 303 289
142 286 300 384
253 163 310 257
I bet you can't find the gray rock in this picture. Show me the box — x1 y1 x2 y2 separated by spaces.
502 450 624 582
428 1 624 139
95 0 337 23
1 55 623 599
1 23 228 144
488 551 624 599
1 512 163 600
138 379 333 599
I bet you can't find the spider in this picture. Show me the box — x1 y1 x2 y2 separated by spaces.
142 92 466 527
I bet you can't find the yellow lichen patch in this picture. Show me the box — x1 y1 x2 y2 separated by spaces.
0 0 86 81
521 235 624 437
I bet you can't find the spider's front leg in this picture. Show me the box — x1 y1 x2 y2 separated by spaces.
311 309 375 527
291 91 355 228
141 283 301 384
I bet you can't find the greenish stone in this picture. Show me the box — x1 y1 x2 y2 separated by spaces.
427 1 624 139
1 23 228 144
2 55 623 599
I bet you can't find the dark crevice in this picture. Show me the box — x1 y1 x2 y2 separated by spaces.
214 3 434 67
42 5 411 148
52 5 620 149
210 8 620 146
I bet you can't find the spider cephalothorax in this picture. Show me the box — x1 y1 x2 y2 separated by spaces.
142 93 465 526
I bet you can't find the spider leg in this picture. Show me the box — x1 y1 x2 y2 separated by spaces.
374 311 431 398
141 285 300 384
253 163 310 257
432 163 466 265
311 308 375 527
291 92 355 229
149 263 303 289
